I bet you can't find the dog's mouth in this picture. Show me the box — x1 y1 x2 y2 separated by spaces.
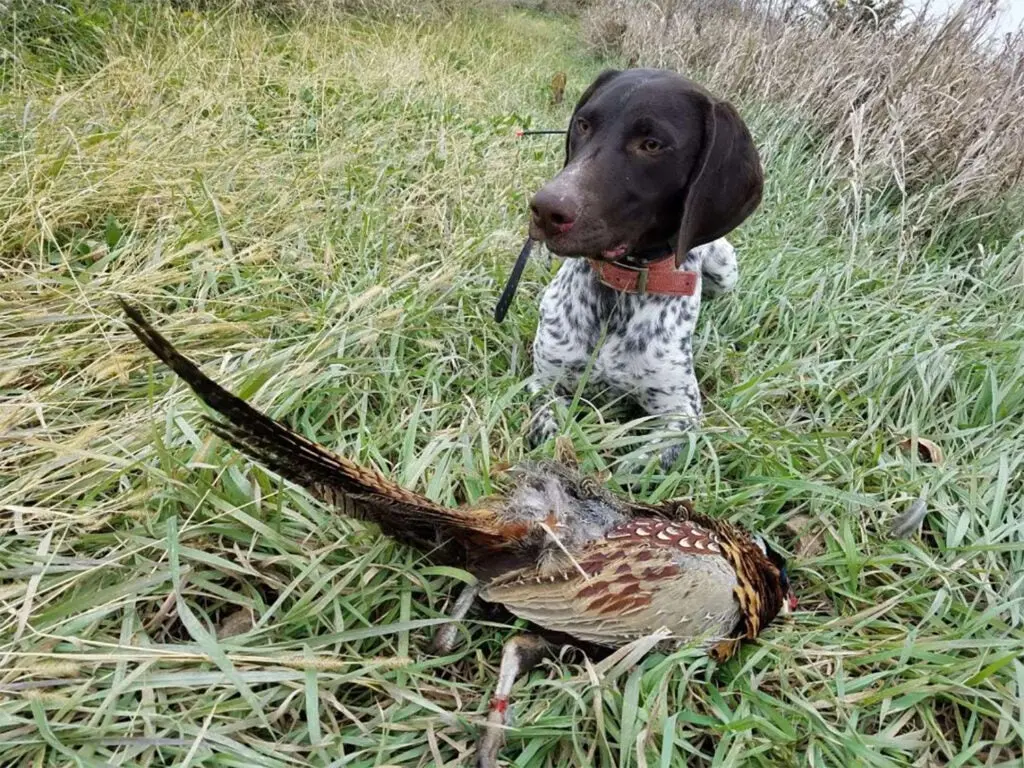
531 227 631 262
597 244 629 260
571 242 631 262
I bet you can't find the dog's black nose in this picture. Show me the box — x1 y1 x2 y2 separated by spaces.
529 186 578 238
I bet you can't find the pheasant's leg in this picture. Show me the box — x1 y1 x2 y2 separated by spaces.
476 634 553 768
428 582 479 655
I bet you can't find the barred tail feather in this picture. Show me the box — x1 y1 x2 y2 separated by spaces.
120 299 505 555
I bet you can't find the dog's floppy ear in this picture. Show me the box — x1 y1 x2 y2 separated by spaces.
563 69 622 167
675 97 763 261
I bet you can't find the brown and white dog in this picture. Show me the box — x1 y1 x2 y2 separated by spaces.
524 68 764 469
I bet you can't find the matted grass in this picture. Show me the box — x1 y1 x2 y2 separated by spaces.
1 4 1023 766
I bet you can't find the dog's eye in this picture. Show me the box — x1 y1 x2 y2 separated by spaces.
575 117 591 135
639 138 663 153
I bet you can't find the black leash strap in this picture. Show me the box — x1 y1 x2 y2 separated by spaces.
493 237 534 323
493 128 561 323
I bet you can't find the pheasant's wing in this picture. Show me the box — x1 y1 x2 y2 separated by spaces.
121 301 514 556
481 518 742 649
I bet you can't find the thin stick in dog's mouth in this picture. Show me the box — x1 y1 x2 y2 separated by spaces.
493 236 534 323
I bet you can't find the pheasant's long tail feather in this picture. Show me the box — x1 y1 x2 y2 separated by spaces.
120 300 510 556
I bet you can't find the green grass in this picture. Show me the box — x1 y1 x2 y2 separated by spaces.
2 4 1023 766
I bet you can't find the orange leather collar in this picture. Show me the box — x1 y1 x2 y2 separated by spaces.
588 255 698 296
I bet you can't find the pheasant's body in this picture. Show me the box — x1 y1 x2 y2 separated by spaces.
484 517 743 647
120 301 794 767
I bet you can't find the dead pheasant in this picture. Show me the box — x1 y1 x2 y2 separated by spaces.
119 300 795 767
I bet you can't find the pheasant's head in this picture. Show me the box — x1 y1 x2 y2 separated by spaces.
753 535 798 615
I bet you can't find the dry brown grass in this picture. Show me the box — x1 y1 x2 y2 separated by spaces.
502 0 596 15
168 0 594 20
582 0 1024 238
167 0 472 16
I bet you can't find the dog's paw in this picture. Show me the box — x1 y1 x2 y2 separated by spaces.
659 443 683 470
624 447 675 472
526 407 559 449
643 420 697 471
621 442 681 477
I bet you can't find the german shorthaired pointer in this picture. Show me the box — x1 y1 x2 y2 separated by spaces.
524 68 764 469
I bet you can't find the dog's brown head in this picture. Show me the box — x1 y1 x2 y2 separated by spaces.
528 69 763 263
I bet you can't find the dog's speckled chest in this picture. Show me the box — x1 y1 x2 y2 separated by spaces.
533 255 703 392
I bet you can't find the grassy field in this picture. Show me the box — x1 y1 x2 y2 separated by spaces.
2 2 1023 766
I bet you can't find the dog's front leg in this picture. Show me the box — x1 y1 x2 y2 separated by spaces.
525 261 597 450
654 417 698 470
639 344 703 470
525 372 572 449
644 404 701 470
